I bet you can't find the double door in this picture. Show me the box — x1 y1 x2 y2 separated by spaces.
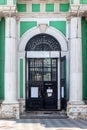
26 58 57 110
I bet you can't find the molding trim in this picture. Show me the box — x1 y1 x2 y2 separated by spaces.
19 26 68 52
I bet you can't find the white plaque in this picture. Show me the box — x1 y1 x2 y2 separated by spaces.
31 87 38 98
47 88 53 97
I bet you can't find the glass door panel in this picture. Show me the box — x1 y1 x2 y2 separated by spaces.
26 58 57 110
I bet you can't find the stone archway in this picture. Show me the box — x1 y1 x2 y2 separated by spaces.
19 26 68 52
18 26 68 112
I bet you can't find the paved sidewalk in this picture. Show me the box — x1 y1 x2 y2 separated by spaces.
0 119 87 130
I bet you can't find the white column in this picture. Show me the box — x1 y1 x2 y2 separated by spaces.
4 17 17 103
67 17 87 119
70 17 83 104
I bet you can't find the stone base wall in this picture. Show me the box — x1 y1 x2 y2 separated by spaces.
19 99 25 114
0 103 19 119
67 103 87 119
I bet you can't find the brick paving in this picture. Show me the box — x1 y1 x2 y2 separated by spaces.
0 119 87 130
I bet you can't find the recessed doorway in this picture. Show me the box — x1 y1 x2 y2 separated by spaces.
26 58 57 110
25 33 67 111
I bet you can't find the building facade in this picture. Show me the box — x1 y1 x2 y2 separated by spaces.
0 0 87 119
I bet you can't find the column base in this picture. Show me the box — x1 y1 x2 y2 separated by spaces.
67 102 87 119
19 99 25 114
0 102 19 119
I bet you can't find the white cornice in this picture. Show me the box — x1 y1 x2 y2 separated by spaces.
0 4 87 18
17 12 69 18
0 6 17 17
69 5 87 17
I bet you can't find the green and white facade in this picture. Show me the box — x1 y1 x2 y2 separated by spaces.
0 0 87 119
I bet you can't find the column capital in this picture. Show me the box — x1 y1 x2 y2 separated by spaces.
0 5 17 18
4 12 17 18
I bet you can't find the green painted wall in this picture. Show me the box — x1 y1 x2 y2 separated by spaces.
70 0 87 4
49 21 66 36
80 0 87 4
0 0 7 5
20 21 37 37
81 17 87 100
20 59 23 98
17 4 26 12
46 4 54 12
0 18 5 100
32 4 40 12
60 3 70 12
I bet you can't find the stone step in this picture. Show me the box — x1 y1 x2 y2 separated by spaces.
20 111 68 119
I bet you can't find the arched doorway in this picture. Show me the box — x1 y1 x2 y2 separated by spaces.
25 34 66 111
18 26 68 112
25 34 61 51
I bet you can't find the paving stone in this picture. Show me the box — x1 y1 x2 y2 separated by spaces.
0 119 87 130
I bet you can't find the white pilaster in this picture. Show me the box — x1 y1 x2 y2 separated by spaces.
1 16 19 119
70 17 82 103
4 17 17 103
67 17 87 119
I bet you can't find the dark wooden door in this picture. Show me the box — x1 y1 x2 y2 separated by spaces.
43 81 57 109
26 58 57 110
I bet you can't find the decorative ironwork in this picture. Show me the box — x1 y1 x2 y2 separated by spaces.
28 58 57 82
25 34 61 51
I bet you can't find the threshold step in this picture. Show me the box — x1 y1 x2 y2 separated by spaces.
20 112 68 119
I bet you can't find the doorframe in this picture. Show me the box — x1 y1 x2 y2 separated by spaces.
58 58 61 110
26 51 60 58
